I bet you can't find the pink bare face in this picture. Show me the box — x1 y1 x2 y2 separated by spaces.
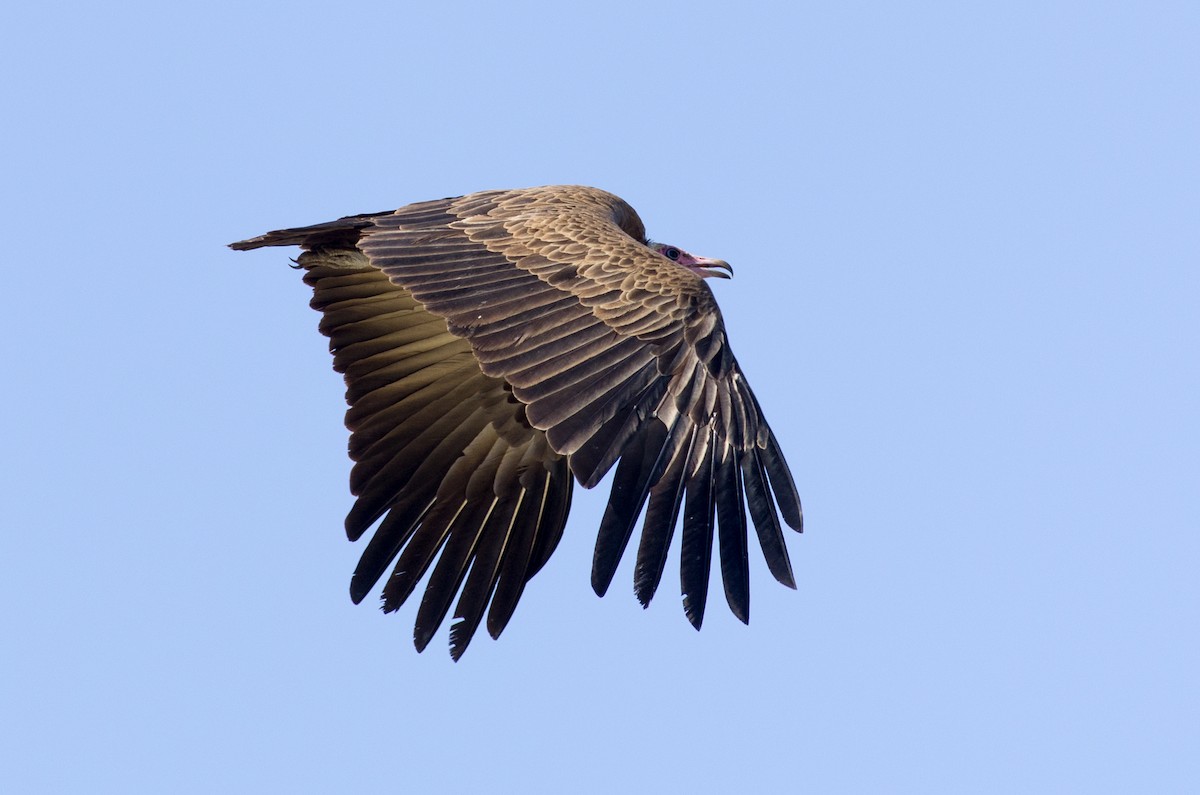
650 242 734 279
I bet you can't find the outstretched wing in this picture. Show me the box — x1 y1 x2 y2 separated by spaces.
231 185 802 656
303 247 575 659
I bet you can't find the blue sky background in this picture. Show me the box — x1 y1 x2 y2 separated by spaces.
3 2 1196 792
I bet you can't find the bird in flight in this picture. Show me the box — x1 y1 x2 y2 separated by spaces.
230 185 803 659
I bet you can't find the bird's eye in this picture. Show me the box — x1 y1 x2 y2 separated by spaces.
663 247 681 260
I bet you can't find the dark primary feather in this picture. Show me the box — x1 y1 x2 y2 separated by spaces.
230 185 803 659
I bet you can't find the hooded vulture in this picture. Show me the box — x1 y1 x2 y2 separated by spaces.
230 185 803 659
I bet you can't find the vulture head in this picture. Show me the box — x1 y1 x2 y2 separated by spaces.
649 241 734 279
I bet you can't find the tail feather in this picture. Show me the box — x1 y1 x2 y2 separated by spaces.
228 211 391 251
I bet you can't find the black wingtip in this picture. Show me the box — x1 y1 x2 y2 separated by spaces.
632 576 656 608
448 619 474 662
591 570 613 598
683 596 705 631
349 580 370 605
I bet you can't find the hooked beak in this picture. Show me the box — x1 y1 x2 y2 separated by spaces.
694 257 734 279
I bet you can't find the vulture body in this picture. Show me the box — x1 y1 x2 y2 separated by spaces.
231 185 802 659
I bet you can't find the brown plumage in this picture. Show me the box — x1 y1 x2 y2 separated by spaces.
230 185 803 659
